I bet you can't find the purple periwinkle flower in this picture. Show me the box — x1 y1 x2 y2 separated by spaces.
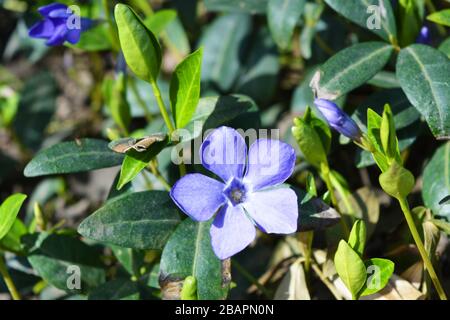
170 126 298 259
416 26 431 45
314 98 362 141
28 3 92 46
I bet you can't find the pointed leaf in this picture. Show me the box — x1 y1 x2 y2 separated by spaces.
78 191 181 249
24 139 124 177
0 193 27 240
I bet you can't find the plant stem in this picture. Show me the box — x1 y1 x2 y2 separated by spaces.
322 167 350 238
0 255 21 300
148 160 171 191
232 259 272 299
129 77 153 122
150 81 175 134
311 262 343 300
398 197 447 300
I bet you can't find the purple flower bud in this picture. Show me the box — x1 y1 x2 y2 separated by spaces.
28 2 93 46
416 26 431 45
314 99 362 141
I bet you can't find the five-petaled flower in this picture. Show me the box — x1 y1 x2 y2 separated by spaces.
314 98 362 141
170 126 299 260
28 3 92 46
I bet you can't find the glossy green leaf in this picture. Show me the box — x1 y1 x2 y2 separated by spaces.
427 9 450 27
359 258 394 296
144 9 177 36
334 240 367 300
0 218 27 254
160 219 228 300
348 220 366 256
200 14 252 91
311 42 393 100
117 137 168 190
115 4 161 83
88 279 140 300
267 0 305 50
170 48 203 129
78 191 181 249
26 233 105 293
24 139 124 177
439 37 450 58
324 0 397 41
397 44 450 139
204 0 268 13
422 142 450 219
0 193 27 240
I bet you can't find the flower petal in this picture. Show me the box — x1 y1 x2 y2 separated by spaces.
38 3 67 17
243 187 298 234
170 173 225 222
210 205 256 259
201 126 247 183
45 24 68 46
244 139 296 191
28 19 55 39
66 29 81 44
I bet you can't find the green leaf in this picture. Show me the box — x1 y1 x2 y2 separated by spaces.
367 71 400 89
397 44 450 139
160 219 228 300
380 104 400 161
78 191 181 249
347 220 366 256
324 0 397 41
439 37 450 58
398 0 422 46
117 137 168 190
181 95 259 142
200 14 252 91
26 233 105 293
181 276 198 300
103 72 131 133
88 279 140 300
334 240 367 299
0 218 27 254
0 194 27 240
204 0 268 13
422 142 450 219
379 162 415 199
165 16 191 57
353 89 420 168
427 9 450 27
359 258 394 296
24 139 124 177
13 72 57 151
311 42 393 100
144 9 177 36
115 4 161 83
110 245 145 277
170 48 203 129
430 218 450 235
267 0 305 50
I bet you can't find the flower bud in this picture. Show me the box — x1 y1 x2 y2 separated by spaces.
314 99 362 141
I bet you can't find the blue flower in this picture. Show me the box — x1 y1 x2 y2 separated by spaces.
314 99 362 141
416 26 431 45
28 3 92 46
170 126 298 259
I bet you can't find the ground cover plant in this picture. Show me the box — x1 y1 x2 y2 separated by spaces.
0 0 450 300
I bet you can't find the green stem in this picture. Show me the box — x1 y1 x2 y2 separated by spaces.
398 197 447 300
321 166 350 238
148 160 171 191
129 77 153 122
150 81 175 134
232 260 271 299
0 255 21 300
